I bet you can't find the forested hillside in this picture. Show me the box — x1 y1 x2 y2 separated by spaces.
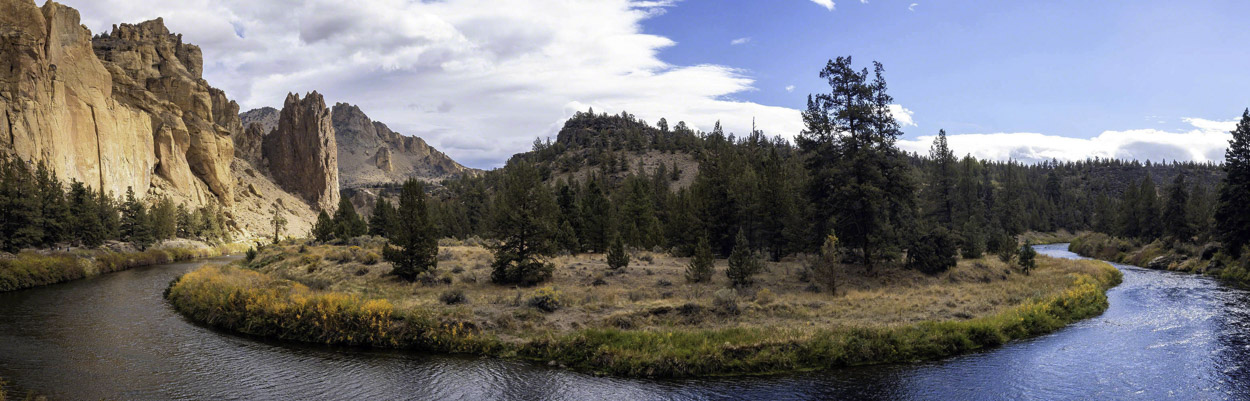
423 57 1225 272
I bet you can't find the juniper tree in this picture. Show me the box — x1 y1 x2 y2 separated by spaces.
726 230 764 287
1161 174 1193 241
384 179 439 281
1216 109 1250 257
312 210 335 242
606 234 630 270
333 196 367 240
269 203 286 244
490 162 557 285
67 180 104 247
685 236 715 283
368 197 397 238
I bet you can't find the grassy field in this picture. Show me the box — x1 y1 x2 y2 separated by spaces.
0 242 248 292
167 237 1120 377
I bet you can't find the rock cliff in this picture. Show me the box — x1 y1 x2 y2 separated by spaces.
330 102 474 188
1 0 155 199
262 92 339 211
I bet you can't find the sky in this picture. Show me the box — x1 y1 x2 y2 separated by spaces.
62 0 1250 168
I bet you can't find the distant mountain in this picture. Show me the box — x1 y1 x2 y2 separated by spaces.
330 103 477 188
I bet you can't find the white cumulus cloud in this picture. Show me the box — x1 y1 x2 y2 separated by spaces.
64 0 801 168
897 118 1235 163
730 37 751 45
785 85 795 92
889 104 916 127
810 0 835 11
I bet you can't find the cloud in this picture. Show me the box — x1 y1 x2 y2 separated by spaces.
730 37 751 45
908 3 917 11
810 0 835 11
897 118 1235 163
785 85 795 92
65 0 799 168
888 104 916 127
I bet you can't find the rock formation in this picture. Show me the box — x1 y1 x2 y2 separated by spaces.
235 122 265 167
262 92 339 211
1 0 154 198
0 0 237 207
330 102 474 188
93 17 237 206
240 106 278 134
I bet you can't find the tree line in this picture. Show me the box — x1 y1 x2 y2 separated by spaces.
0 157 229 253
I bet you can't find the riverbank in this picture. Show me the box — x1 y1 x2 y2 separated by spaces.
1069 232 1250 287
0 240 248 292
167 239 1121 377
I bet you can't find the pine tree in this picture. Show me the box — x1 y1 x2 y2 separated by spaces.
368 197 397 238
726 229 764 287
1137 175 1160 240
1161 174 1193 241
120 187 153 249
685 236 715 283
34 162 69 248
1018 241 1037 274
67 180 103 247
149 197 178 241
333 197 367 240
269 203 286 244
607 234 630 270
1216 109 1250 257
313 210 336 242
797 57 916 270
0 157 43 252
98 191 121 241
384 179 439 281
578 177 612 253
926 130 957 230
491 162 557 285
906 226 957 274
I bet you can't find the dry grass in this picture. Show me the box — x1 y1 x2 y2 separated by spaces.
244 238 1113 338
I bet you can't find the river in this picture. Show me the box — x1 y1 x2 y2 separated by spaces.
0 244 1247 400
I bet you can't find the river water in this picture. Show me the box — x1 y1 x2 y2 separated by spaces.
0 244 1247 400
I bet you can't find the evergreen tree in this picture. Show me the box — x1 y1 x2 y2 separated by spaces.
726 229 764 287
606 234 630 270
333 197 367 240
578 177 612 253
925 130 957 230
1161 174 1193 241
369 197 397 238
98 191 121 242
490 162 557 285
685 235 715 283
34 162 69 247
1137 175 1160 240
384 179 439 281
149 197 178 241
906 226 957 274
120 187 154 249
67 180 103 247
797 57 916 269
0 158 42 252
1018 241 1037 274
1216 109 1250 257
312 210 336 242
269 203 286 244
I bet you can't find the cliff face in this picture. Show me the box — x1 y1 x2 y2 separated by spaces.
1 0 155 198
93 17 237 206
0 0 236 207
262 92 339 211
330 102 475 188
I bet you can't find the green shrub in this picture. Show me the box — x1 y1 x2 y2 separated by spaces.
907 227 958 274
726 230 763 287
528 286 562 312
685 237 715 283
439 289 469 305
713 288 739 315
607 236 630 270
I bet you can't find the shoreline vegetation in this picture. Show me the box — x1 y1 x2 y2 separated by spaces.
166 238 1120 377
0 240 247 292
1070 232 1250 287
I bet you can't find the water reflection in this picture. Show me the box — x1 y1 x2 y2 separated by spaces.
0 245 1247 400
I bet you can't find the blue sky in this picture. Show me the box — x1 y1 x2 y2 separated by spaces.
631 0 1247 163
649 0 1250 141
69 0 1249 167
